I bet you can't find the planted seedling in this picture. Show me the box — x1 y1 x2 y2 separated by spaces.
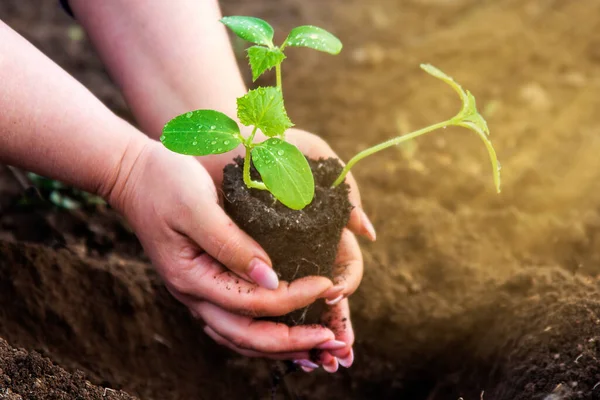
160 16 342 210
159 16 501 328
161 16 500 213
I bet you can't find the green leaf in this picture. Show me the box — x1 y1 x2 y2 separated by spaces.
237 87 293 137
456 121 501 193
160 110 242 156
284 25 342 54
247 46 286 81
420 64 490 136
220 16 274 47
420 64 468 106
462 91 490 136
251 138 314 210
420 63 500 193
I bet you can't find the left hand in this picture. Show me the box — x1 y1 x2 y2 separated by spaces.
198 128 371 372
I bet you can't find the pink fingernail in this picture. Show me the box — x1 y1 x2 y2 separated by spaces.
323 358 339 373
322 284 346 299
338 349 354 368
316 340 347 350
248 259 279 290
300 366 315 373
326 294 344 306
358 208 377 241
294 359 319 369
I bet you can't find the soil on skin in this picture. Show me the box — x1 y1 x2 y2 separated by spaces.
2 0 600 399
222 157 351 325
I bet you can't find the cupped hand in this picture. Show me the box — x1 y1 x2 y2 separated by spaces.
107 139 353 362
197 128 370 372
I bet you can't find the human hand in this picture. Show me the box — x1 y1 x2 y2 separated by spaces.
107 139 350 363
198 128 371 372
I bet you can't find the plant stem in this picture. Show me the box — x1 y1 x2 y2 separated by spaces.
332 119 452 188
243 145 267 191
276 64 283 93
246 126 258 146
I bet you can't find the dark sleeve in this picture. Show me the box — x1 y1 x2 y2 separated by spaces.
59 0 74 18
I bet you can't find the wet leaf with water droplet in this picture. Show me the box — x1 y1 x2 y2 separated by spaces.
237 87 293 136
220 16 274 47
284 25 342 54
161 110 241 156
251 138 314 209
247 46 286 81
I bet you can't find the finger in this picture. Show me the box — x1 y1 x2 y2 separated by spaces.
337 171 375 241
326 229 363 300
322 299 355 368
203 326 310 361
194 301 346 353
177 192 279 290
286 129 375 241
320 351 339 373
168 253 337 317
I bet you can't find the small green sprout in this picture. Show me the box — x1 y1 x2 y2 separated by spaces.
24 172 105 210
160 16 500 213
331 64 501 192
160 16 342 210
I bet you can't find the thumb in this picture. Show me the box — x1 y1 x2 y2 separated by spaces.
183 197 279 290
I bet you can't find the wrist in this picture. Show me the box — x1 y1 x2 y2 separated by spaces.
97 123 155 214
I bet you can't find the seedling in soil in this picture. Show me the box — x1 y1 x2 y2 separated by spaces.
160 16 342 210
160 16 500 215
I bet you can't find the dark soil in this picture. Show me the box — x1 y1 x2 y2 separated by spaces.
222 157 351 325
0 338 134 399
2 0 600 399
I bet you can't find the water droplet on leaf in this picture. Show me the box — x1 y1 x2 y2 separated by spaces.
186 112 193 118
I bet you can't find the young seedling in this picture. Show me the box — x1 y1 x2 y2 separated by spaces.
331 64 501 193
160 16 342 210
160 16 500 214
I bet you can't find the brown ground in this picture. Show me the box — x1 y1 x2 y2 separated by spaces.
2 0 600 399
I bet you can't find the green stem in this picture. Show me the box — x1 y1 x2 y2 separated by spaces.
332 119 452 188
243 145 267 191
246 126 258 146
276 63 282 93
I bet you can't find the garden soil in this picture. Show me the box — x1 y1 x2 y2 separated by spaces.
2 0 600 399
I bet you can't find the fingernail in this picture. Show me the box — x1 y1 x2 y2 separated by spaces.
316 340 347 350
322 283 345 299
358 208 376 241
326 294 344 306
323 358 339 373
248 259 279 290
338 349 354 368
300 366 315 373
294 359 319 369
